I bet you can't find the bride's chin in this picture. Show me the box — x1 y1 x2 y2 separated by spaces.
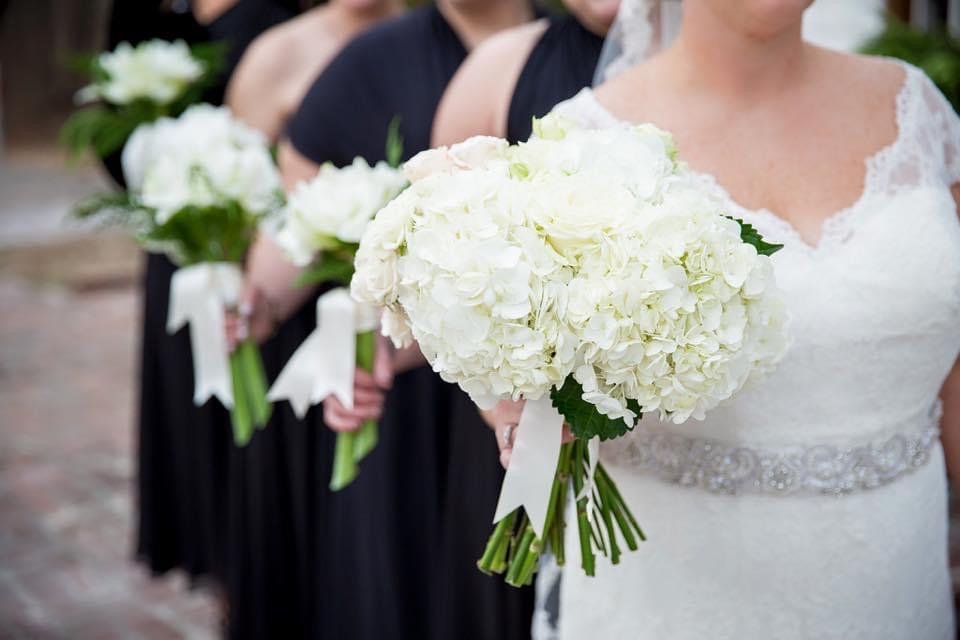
565 0 621 36
693 0 812 38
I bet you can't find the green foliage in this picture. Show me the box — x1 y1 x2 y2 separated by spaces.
730 217 784 256
295 249 357 287
147 199 261 266
61 101 165 158
550 376 640 441
861 18 960 113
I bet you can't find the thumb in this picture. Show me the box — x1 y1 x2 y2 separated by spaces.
373 334 394 389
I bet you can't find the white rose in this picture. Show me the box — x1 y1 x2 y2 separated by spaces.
78 39 204 106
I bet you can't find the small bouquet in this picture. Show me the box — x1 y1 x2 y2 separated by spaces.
351 115 789 585
77 105 283 444
269 124 407 489
61 39 225 158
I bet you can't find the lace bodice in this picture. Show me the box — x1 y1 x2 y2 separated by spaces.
549 60 960 640
554 61 960 452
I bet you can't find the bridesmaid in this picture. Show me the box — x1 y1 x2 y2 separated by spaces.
132 0 298 589
237 2 539 638
226 0 402 140
433 0 614 144
219 2 404 638
430 3 614 636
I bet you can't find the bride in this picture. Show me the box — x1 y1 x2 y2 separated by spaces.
484 0 960 637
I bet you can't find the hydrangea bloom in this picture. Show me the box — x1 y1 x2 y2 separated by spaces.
352 115 788 426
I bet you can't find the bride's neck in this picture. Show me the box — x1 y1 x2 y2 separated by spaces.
666 3 809 99
437 0 534 51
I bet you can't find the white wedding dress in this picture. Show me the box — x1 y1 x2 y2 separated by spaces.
543 60 960 639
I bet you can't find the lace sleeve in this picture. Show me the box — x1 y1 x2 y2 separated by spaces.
550 89 620 130
916 70 960 186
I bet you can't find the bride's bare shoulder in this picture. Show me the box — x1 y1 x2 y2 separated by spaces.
812 48 908 104
590 60 665 118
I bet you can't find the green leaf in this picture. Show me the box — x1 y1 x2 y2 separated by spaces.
385 115 404 169
146 199 259 265
294 255 355 288
71 191 138 222
549 376 640 441
729 217 783 256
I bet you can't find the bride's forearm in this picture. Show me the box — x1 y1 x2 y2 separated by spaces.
246 232 317 324
939 361 960 490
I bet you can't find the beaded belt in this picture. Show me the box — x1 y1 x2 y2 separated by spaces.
602 406 941 497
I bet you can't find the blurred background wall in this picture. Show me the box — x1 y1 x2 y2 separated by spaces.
1 0 111 154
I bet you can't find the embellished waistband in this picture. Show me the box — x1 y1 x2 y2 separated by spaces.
602 408 941 497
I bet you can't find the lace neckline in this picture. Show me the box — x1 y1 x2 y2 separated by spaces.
573 60 918 255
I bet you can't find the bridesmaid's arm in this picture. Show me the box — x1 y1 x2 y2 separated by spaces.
431 19 549 146
192 0 239 24
941 184 960 488
225 29 291 141
226 139 321 347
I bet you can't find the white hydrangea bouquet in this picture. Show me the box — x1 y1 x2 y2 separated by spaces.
268 144 407 490
76 105 283 445
351 115 788 586
61 39 225 159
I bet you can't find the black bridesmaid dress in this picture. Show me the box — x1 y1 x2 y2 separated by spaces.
126 0 298 583
225 5 535 639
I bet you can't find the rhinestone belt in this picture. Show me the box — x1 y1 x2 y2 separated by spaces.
603 408 941 496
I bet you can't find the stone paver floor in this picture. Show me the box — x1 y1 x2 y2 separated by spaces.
0 152 218 639
0 276 218 639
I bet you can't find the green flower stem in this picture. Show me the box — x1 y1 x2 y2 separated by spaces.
477 510 517 575
597 464 646 542
596 485 621 565
505 523 537 586
229 340 272 446
229 347 253 446
477 435 643 586
330 330 378 491
237 338 271 428
330 431 358 491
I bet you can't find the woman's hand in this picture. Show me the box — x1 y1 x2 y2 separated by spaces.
322 334 395 432
481 400 526 469
225 284 277 351
481 399 575 469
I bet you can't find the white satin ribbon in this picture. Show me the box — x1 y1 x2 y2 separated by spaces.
167 262 243 408
267 287 378 418
493 397 565 538
579 437 600 527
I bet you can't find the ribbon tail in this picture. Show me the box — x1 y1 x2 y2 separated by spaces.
167 263 242 409
267 288 357 417
189 298 234 407
493 397 564 539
